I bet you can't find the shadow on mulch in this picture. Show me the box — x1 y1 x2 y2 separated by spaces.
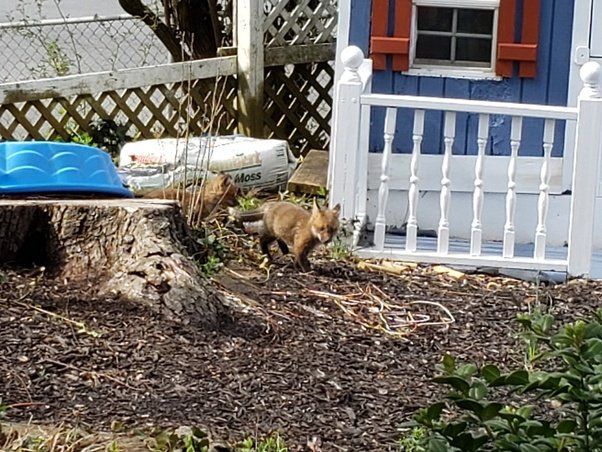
0 260 600 451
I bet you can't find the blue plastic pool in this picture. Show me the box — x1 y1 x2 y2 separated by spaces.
0 141 133 197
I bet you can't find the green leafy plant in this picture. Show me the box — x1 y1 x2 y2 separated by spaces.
407 309 602 451
45 40 71 76
195 228 229 277
329 220 355 261
517 308 555 370
330 217 362 262
151 426 209 451
66 128 94 146
315 186 328 198
278 190 311 207
236 192 262 211
398 426 427 451
237 433 288 452
201 255 223 276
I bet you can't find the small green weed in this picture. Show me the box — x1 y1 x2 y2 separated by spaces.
237 433 288 452
45 40 71 76
516 307 555 371
66 129 94 146
278 190 311 207
237 192 262 211
398 426 427 451
315 186 328 198
201 255 223 276
330 237 352 260
195 227 229 277
329 221 354 261
151 426 209 451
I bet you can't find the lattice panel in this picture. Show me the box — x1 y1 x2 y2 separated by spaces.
264 0 338 47
264 61 334 155
0 76 238 142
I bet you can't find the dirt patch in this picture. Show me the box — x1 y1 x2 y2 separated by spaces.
0 261 600 451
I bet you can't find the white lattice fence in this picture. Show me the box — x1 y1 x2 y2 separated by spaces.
0 58 238 142
263 0 338 47
264 61 334 155
261 0 337 154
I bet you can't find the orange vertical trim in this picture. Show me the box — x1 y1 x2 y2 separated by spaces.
370 0 389 70
496 0 516 77
519 0 540 77
392 0 412 71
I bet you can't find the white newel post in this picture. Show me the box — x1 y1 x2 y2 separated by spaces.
329 46 364 222
237 0 264 137
567 62 602 277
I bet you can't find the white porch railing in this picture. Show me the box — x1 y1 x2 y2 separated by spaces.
329 46 602 277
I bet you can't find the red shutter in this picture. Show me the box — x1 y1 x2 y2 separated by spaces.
370 0 412 71
496 0 540 78
519 0 541 77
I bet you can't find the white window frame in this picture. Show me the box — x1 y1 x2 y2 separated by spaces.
409 0 501 80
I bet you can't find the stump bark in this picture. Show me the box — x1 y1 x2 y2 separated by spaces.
0 199 227 325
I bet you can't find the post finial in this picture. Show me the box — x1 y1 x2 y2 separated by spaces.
340 46 364 82
580 62 601 99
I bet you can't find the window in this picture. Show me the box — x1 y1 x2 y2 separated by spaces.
411 1 499 76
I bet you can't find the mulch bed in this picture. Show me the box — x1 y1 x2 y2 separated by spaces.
0 259 600 451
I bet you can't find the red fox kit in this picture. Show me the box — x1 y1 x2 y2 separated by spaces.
140 172 239 220
231 200 341 272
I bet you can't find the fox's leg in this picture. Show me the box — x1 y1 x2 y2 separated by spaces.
293 244 312 273
276 239 289 255
259 235 275 262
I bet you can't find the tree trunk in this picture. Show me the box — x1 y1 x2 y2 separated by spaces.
118 0 221 61
0 199 227 326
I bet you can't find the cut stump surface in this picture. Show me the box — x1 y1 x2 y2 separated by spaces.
0 199 226 325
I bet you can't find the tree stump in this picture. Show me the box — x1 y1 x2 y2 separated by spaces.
0 199 227 326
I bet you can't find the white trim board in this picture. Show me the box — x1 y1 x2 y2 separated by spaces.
356 248 566 272
367 153 564 194
0 56 238 103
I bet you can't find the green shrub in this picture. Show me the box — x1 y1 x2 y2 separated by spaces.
406 309 602 451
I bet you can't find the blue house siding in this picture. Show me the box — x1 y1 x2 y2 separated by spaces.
348 0 574 157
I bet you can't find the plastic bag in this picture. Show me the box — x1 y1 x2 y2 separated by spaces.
118 135 298 191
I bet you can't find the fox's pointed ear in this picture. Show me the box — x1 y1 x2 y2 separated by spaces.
312 198 320 215
332 203 341 216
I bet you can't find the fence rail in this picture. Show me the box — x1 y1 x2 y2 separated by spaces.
0 0 338 156
330 46 602 277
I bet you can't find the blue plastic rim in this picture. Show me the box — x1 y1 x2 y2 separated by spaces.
0 141 133 198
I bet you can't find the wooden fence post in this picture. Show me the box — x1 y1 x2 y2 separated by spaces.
329 46 364 221
237 0 264 137
567 62 602 277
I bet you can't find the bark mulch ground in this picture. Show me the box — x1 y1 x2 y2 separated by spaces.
0 259 600 451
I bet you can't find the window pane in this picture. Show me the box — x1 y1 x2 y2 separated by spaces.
417 7 453 32
416 35 452 60
456 37 492 62
457 9 494 34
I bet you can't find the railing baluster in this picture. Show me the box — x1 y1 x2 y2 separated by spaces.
534 119 556 260
438 112 456 254
470 114 489 256
374 107 397 250
353 103 372 247
503 116 523 258
406 109 425 252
